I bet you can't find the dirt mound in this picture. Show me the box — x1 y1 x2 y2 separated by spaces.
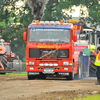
28 90 100 100
0 75 99 100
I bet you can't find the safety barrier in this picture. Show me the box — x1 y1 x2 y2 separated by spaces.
78 52 89 78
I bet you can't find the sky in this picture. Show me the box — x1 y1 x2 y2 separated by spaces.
16 1 24 7
63 5 88 17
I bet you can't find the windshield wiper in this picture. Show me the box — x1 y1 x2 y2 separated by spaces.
29 40 55 43
57 40 66 43
29 40 38 42
39 41 54 43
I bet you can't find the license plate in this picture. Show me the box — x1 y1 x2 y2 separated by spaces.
29 72 39 75
44 68 54 74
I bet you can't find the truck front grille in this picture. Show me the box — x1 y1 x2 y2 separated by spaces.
29 49 69 58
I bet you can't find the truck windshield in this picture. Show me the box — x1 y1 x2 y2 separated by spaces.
74 30 89 40
28 29 70 43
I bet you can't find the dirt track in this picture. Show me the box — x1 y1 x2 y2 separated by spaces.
0 75 100 100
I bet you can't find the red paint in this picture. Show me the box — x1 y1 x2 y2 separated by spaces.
0 46 6 54
24 24 78 75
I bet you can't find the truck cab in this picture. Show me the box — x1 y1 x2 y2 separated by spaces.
23 20 77 80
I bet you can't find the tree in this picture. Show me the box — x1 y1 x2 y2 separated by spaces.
1 0 100 60
57 0 100 27
43 0 71 21
0 0 3 5
0 0 33 60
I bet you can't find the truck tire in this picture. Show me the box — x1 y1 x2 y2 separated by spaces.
19 60 22 72
39 73 46 79
7 62 13 69
90 55 96 74
75 60 82 79
66 63 74 80
0 53 7 69
13 60 22 72
0 53 7 74
27 72 35 80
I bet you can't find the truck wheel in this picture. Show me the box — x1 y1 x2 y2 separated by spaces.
75 60 82 79
39 73 46 79
66 64 74 80
27 72 35 80
0 53 7 69
90 55 96 73
0 53 7 74
13 60 22 72
67 72 74 80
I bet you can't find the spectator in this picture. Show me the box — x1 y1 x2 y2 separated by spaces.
92 46 100 85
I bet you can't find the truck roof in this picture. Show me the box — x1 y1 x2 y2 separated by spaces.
28 25 71 30
83 29 93 32
28 20 73 30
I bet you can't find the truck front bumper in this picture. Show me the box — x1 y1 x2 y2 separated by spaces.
26 66 72 74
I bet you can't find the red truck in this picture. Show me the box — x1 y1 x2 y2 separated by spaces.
71 20 90 78
23 20 78 80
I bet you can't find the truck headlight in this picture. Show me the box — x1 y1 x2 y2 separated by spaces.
44 63 49 66
63 61 69 65
29 61 35 65
30 67 34 70
54 63 58 66
39 63 44 66
49 63 54 66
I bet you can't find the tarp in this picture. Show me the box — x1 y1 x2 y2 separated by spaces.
83 48 90 55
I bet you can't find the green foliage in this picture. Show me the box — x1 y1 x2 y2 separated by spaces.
72 94 100 100
43 0 71 21
0 0 4 5
6 72 27 75
58 0 100 27
0 0 33 60
0 21 6 28
0 0 100 60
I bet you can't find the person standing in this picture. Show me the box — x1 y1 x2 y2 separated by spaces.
92 46 100 85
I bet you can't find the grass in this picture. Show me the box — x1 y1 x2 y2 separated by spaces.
72 94 100 100
5 72 27 75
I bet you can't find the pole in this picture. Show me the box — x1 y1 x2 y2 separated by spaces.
94 30 97 46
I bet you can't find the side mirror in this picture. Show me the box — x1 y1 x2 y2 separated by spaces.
23 32 27 41
74 34 77 42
